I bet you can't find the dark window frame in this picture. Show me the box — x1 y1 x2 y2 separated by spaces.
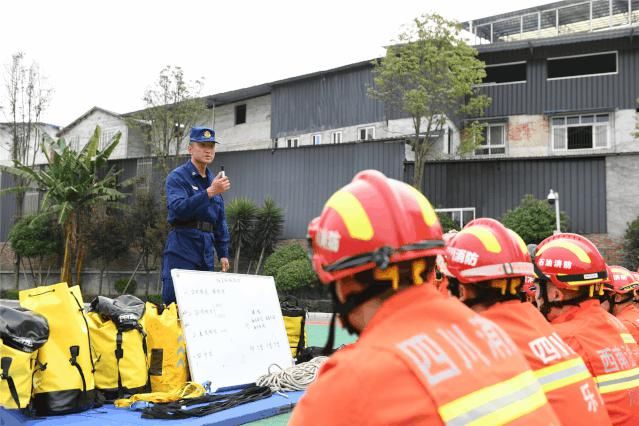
547 51 618 80
234 104 247 125
481 61 527 85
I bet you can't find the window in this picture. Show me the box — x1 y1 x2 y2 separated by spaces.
136 158 153 191
235 104 246 125
475 124 506 156
551 114 610 151
547 52 617 79
482 62 527 84
331 131 342 144
312 134 321 145
68 136 80 151
100 129 116 150
23 190 39 215
358 126 375 141
435 208 476 229
286 137 299 148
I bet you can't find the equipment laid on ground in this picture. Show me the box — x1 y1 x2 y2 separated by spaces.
256 356 328 392
140 385 273 419
114 381 205 408
19 282 96 415
0 306 49 411
87 295 148 401
142 302 189 392
280 296 308 359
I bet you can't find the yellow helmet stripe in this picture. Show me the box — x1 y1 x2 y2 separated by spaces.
536 240 591 264
507 229 528 256
406 186 438 227
324 190 374 240
458 226 502 254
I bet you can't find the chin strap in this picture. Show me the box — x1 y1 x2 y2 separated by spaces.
322 282 391 356
607 294 634 314
533 262 590 318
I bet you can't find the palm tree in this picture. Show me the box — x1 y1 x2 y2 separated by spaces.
226 197 257 273
0 126 129 286
253 197 284 274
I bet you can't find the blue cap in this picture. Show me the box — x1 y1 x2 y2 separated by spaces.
189 127 219 143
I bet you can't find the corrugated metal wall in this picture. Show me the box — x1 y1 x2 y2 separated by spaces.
271 65 387 139
0 173 17 240
479 38 639 116
405 156 606 234
0 140 406 241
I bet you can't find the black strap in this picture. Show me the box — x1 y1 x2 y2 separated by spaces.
324 240 443 273
69 291 96 373
1 357 21 409
69 345 87 398
115 330 124 398
141 385 272 419
296 312 306 357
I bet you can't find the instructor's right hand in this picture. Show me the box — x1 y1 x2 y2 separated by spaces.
207 173 230 198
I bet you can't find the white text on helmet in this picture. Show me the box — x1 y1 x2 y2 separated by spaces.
316 228 341 253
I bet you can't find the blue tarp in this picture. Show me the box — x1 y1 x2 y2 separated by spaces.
0 391 302 426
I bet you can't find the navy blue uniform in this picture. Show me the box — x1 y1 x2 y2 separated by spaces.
162 160 230 304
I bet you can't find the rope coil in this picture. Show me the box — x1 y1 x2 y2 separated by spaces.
256 356 328 392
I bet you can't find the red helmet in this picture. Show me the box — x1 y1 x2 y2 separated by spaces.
307 170 444 284
444 218 534 284
522 275 537 297
605 265 639 294
534 233 607 290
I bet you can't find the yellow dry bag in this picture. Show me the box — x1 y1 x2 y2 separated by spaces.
87 295 148 400
19 282 96 415
0 306 49 411
280 296 307 358
142 302 189 392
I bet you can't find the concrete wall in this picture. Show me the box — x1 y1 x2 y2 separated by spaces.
61 110 130 159
0 123 60 166
606 153 639 237
213 95 271 151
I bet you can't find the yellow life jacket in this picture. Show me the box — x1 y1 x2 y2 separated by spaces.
19 282 96 415
280 297 307 358
0 306 49 411
142 302 189 392
87 295 148 400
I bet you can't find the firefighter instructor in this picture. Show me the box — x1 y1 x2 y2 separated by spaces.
161 126 231 305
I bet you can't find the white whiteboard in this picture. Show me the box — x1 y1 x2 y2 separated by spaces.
172 269 294 391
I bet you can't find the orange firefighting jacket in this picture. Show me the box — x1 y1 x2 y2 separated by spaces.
615 304 639 345
551 299 639 426
482 300 611 425
289 285 560 425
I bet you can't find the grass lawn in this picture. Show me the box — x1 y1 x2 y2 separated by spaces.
248 322 357 425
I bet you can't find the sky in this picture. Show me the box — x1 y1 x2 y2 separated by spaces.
0 0 553 127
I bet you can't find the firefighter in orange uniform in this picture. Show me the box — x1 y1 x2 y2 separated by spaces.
289 170 559 425
533 233 639 425
603 265 639 344
443 218 610 425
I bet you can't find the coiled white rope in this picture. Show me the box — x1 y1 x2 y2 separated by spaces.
256 356 329 392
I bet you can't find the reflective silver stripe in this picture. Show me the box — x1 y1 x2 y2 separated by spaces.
445 379 543 426
537 362 589 387
597 373 639 388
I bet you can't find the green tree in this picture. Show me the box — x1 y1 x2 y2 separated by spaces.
263 244 307 278
8 214 62 286
227 197 258 273
623 216 639 271
127 191 167 296
436 211 459 233
0 126 129 286
85 205 132 296
369 13 490 192
501 194 570 244
3 52 53 289
275 258 318 293
253 197 284 274
129 66 207 168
